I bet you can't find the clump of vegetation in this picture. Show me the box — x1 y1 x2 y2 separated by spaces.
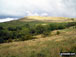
56 31 60 35
71 18 74 22
0 21 76 43
36 53 45 57
67 22 76 27
35 25 46 34
7 38 13 43
20 35 36 41
43 31 50 37
0 38 4 43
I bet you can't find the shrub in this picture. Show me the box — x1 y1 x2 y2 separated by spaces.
25 24 30 28
49 24 58 30
20 35 35 41
0 26 4 30
71 18 74 21
0 38 4 43
67 22 76 27
35 25 46 34
29 28 36 35
16 26 22 30
7 38 13 43
58 24 66 29
8 27 16 31
56 31 60 35
43 31 50 37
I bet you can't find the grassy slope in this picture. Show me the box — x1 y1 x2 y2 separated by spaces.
19 16 76 22
0 27 76 57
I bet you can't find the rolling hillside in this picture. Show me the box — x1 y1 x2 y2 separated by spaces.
0 16 76 57
0 27 76 57
19 16 75 22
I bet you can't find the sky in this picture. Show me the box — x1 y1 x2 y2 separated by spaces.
0 18 18 22
0 0 76 22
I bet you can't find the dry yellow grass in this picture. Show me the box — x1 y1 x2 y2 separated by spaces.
0 27 76 57
26 16 68 20
19 16 75 22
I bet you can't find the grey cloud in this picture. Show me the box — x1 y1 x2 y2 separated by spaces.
0 0 76 18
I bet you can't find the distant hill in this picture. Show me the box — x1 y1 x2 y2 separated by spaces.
19 16 75 22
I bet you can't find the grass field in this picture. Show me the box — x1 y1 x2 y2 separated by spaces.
0 16 76 57
19 16 76 22
0 26 76 57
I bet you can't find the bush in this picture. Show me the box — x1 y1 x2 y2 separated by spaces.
7 38 13 43
0 38 4 43
49 24 58 30
25 24 30 28
29 28 36 35
8 27 16 31
56 31 60 35
43 31 50 37
58 24 66 29
20 35 35 41
67 22 76 27
0 26 4 30
71 18 74 21
35 25 47 34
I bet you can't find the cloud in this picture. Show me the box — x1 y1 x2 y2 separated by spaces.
0 18 18 22
26 11 39 16
41 13 48 16
26 11 48 16
0 0 76 18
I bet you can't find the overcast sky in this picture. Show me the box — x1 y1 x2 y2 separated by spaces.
0 0 76 19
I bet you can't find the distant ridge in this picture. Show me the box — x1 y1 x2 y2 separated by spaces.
19 16 75 22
